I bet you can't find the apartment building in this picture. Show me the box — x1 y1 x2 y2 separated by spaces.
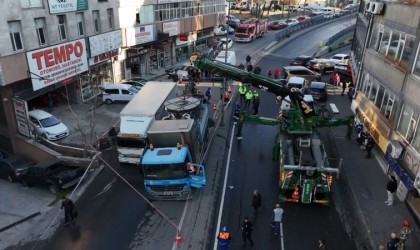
0 0 225 160
351 0 420 222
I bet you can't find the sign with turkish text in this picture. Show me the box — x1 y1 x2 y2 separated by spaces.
26 39 88 91
48 0 88 14
163 21 179 37
126 24 157 46
89 30 122 57
89 49 119 66
13 98 30 138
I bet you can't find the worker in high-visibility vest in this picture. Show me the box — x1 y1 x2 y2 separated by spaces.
217 225 231 250
238 83 247 103
245 90 253 108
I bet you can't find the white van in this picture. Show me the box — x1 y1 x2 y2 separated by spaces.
287 76 307 90
215 51 236 66
102 83 139 104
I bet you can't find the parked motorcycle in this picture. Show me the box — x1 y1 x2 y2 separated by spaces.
354 116 364 134
356 131 370 150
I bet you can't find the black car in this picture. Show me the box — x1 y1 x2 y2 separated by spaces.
20 159 85 194
0 156 33 183
289 56 314 66
307 81 328 102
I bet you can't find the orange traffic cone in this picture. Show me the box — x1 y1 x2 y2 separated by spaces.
213 103 217 112
174 229 184 244
291 185 300 200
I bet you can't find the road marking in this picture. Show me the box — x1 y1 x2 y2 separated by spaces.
280 222 285 250
213 123 236 250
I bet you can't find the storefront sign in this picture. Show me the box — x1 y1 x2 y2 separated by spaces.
126 24 157 46
89 30 122 57
27 39 88 91
89 49 119 66
163 21 180 37
13 98 30 138
176 32 197 46
48 0 88 14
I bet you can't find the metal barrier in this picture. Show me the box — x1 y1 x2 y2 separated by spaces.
325 24 356 46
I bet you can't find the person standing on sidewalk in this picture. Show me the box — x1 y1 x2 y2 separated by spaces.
398 220 412 250
241 217 254 247
365 137 375 158
267 69 272 78
217 225 231 250
251 190 261 218
385 176 398 206
387 232 400 250
271 204 283 235
61 196 76 226
273 67 280 79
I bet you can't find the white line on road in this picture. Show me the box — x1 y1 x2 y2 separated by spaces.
280 222 285 250
213 123 236 250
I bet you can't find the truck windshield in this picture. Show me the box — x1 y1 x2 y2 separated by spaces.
143 163 188 180
236 28 248 33
117 138 147 148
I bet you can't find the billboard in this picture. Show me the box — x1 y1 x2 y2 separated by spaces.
48 0 88 14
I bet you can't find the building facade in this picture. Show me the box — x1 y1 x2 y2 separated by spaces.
351 0 420 223
0 0 225 161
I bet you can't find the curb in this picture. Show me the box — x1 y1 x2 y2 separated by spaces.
0 212 41 233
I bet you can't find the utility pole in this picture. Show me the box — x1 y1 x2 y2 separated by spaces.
221 4 231 127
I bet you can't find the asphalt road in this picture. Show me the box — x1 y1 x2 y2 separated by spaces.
22 17 358 250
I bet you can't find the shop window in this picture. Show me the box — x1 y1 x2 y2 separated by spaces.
35 18 47 46
76 13 84 36
20 0 43 8
8 21 24 51
57 15 67 41
93 10 101 33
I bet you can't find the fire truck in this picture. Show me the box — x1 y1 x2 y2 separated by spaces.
234 18 268 42
193 55 354 205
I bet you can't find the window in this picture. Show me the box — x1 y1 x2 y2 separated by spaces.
35 18 47 46
93 10 101 33
8 21 23 51
20 0 43 8
397 104 417 141
107 9 114 29
76 13 84 36
140 5 155 24
402 35 415 68
378 26 391 56
57 15 67 40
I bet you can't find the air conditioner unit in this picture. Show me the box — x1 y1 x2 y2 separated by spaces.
414 172 420 193
386 140 404 159
365 1 373 12
371 2 384 14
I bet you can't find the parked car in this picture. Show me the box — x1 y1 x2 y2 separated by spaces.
296 16 311 22
324 13 334 19
282 66 321 82
330 53 350 64
0 156 33 183
102 83 139 104
268 21 287 30
307 58 336 74
306 81 328 102
226 15 241 29
290 55 314 66
285 19 299 26
19 159 85 194
214 24 235 36
121 78 148 90
220 38 233 49
28 109 69 141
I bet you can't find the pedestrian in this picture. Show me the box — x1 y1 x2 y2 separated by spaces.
247 64 253 72
271 204 283 235
217 225 231 250
387 232 400 250
205 87 212 102
267 69 272 78
398 220 412 250
253 90 259 100
177 71 183 84
319 239 327 250
252 96 260 115
341 81 347 96
385 176 398 206
224 91 230 103
365 138 375 158
238 83 247 103
246 55 251 65
236 114 244 140
241 217 254 247
245 90 253 108
254 65 261 75
108 126 117 146
251 190 261 217
273 67 280 79
334 73 341 88
61 196 77 226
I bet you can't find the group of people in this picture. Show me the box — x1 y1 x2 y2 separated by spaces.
382 220 412 250
238 83 260 115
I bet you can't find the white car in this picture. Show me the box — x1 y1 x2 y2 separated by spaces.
213 24 235 36
28 109 69 141
329 53 350 64
219 38 233 49
285 19 299 26
324 13 334 19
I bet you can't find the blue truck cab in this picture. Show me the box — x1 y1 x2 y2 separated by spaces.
141 145 206 200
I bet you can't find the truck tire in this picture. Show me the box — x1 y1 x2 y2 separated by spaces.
105 99 113 105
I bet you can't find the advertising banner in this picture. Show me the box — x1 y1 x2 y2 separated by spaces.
13 98 30 138
126 24 157 46
89 30 122 57
163 21 180 37
26 39 88 91
48 0 88 14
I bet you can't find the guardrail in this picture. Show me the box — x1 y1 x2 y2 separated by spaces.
275 12 355 41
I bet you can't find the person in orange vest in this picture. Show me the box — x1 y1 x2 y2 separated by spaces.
224 91 230 103
217 225 231 250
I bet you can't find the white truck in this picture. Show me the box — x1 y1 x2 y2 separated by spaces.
117 81 176 165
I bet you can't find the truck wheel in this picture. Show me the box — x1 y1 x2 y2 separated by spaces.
49 184 59 194
105 99 113 105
